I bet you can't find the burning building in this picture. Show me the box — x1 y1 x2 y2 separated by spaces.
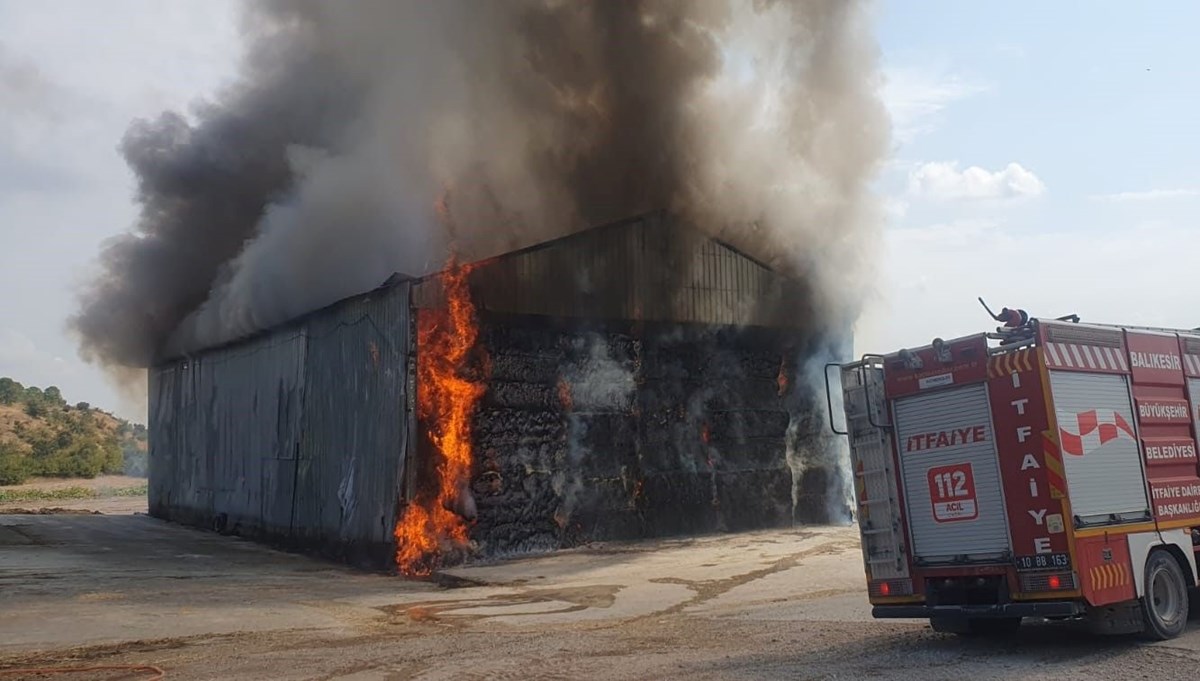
148 212 850 572
71 1 886 576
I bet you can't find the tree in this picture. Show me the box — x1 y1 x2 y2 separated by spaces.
75 402 90 412
43 386 65 408
0 377 21 405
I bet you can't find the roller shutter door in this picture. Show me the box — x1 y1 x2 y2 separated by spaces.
894 383 1011 563
1048 371 1148 521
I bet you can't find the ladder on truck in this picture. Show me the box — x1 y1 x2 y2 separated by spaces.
830 358 909 583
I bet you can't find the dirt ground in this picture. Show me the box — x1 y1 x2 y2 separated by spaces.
0 476 147 515
4 516 1200 680
2 475 144 492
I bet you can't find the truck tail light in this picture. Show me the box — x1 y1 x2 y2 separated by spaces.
869 579 913 598
1019 571 1077 592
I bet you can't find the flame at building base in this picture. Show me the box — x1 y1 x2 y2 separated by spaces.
394 259 487 577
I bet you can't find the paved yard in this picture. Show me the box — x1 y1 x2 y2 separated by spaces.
3 514 1200 679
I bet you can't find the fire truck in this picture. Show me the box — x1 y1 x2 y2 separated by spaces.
827 303 1200 639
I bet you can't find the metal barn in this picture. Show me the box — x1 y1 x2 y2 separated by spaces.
149 212 845 570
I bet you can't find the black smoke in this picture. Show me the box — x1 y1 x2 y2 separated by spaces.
72 0 888 376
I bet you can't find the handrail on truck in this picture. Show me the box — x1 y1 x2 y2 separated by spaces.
823 362 848 435
859 354 891 431
824 354 891 436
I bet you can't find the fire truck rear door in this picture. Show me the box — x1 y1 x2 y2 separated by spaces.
894 383 1012 564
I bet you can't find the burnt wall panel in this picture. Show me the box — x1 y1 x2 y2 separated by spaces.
149 280 412 570
148 327 307 537
295 282 410 568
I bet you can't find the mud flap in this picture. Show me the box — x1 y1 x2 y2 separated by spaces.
1085 601 1144 636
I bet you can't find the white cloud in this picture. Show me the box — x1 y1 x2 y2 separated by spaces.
907 161 1046 202
882 197 909 222
1091 188 1200 202
854 220 1200 358
881 67 990 144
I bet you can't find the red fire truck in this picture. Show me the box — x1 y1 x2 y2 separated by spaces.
828 306 1200 638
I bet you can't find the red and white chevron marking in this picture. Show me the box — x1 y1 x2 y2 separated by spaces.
1044 342 1128 372
1060 409 1136 457
1185 353 1200 377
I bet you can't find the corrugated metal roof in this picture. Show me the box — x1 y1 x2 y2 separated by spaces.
412 212 811 328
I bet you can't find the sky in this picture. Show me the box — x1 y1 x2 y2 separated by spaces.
1 1 1198 422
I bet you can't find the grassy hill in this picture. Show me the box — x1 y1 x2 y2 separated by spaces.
0 377 148 485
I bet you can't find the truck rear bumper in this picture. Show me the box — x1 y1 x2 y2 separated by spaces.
873 601 1085 620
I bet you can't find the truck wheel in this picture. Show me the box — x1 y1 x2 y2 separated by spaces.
1142 549 1189 640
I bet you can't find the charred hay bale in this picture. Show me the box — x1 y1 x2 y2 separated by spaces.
484 381 561 410
706 410 791 440
713 470 794 531
564 414 637 477
708 440 789 470
474 408 564 445
637 473 720 536
486 352 565 384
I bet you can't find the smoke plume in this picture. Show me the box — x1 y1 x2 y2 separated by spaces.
72 0 888 372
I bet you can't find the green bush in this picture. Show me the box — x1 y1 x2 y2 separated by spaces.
0 443 28 485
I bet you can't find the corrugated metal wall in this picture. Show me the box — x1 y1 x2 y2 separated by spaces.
411 213 810 329
295 289 411 553
149 281 411 568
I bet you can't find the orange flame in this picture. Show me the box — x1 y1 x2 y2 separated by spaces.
557 378 573 411
394 258 487 576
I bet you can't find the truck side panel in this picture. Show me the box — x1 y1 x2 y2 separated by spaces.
1126 331 1200 527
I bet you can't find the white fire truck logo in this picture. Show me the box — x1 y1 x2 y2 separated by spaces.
926 462 978 523
1059 410 1135 457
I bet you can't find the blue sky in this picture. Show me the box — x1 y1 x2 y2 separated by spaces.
858 1 1200 355
1 1 1198 420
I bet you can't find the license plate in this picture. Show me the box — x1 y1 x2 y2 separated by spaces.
1015 553 1071 571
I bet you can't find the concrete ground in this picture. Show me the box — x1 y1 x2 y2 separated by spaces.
4 514 1200 680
